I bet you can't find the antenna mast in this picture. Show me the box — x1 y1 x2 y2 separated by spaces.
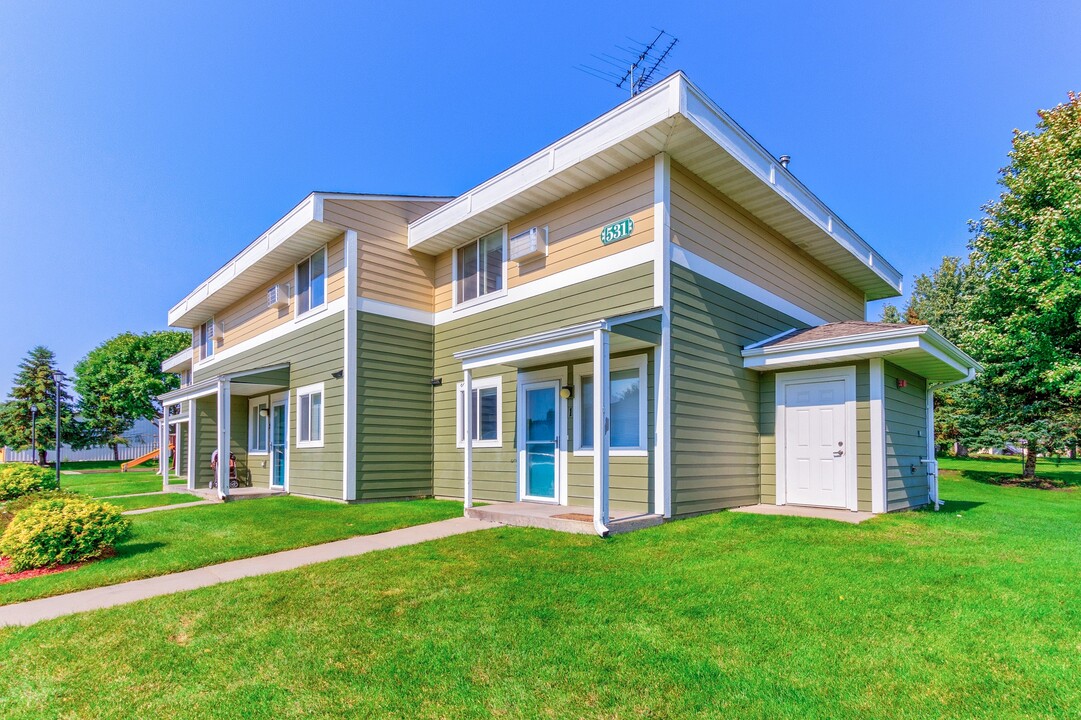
576 29 679 98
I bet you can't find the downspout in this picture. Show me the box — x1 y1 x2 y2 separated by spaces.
924 367 977 510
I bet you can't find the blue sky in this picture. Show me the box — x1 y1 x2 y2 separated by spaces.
1 1 1078 397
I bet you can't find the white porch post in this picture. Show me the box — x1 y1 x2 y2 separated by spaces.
160 418 169 491
186 401 196 491
592 328 611 536
174 422 182 476
216 378 230 499
463 368 473 510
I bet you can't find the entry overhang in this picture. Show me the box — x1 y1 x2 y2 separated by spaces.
158 364 291 405
742 324 980 384
454 309 661 371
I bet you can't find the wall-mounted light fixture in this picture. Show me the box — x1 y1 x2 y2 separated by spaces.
560 385 573 400
431 378 443 387
331 370 344 380
896 378 908 388
259 407 269 418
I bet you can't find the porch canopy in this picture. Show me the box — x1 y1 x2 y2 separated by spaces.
157 364 290 497
453 309 662 537
740 321 980 383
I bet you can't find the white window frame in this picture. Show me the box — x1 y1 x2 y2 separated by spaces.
294 245 328 321
573 354 648 456
452 227 508 311
248 397 269 455
295 382 325 449
200 319 215 361
456 375 502 448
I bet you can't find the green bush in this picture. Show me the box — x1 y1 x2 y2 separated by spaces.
0 496 132 571
0 490 83 532
0 463 58 502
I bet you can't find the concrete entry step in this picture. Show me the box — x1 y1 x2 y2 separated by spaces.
466 502 664 535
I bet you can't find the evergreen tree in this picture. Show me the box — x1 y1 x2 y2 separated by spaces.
879 304 903 324
0 346 79 464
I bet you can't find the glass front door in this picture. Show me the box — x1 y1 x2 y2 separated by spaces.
523 383 558 500
271 402 286 488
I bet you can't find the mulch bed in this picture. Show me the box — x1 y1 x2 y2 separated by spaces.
0 549 114 584
986 476 1070 491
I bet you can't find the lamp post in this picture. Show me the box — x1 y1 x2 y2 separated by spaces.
52 370 65 488
30 403 38 464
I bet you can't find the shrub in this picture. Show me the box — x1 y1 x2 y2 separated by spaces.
0 490 83 532
0 463 58 502
0 496 132 571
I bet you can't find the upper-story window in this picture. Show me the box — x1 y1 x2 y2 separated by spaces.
199 319 215 360
296 247 327 318
455 229 505 306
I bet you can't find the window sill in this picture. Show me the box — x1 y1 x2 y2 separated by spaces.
457 440 502 449
572 448 648 457
295 440 324 449
294 303 327 323
452 288 508 313
248 450 269 456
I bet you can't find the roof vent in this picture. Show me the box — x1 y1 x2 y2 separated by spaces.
778 155 791 169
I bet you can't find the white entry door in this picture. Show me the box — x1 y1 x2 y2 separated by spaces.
784 379 849 508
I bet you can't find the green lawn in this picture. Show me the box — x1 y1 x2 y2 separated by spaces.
59 470 187 498
101 493 204 512
0 470 1077 718
939 453 1081 487
0 497 461 605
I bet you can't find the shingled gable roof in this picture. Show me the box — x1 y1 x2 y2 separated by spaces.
761 321 912 348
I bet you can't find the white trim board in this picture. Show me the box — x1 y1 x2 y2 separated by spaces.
192 297 346 372
869 358 887 513
671 244 826 327
774 365 859 513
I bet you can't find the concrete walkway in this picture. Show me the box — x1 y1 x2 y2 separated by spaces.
0 516 491 627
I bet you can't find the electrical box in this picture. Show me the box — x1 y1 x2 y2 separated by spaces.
508 226 547 262
267 283 290 310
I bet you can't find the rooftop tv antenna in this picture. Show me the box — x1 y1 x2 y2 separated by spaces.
576 29 679 98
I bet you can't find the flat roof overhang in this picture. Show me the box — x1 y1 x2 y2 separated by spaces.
407 72 903 301
161 347 193 374
167 193 453 329
454 309 661 371
741 326 981 384
158 364 290 404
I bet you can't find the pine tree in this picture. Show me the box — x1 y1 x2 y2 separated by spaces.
879 304 904 324
0 346 79 464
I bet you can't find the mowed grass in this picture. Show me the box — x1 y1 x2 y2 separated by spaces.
939 453 1081 487
101 493 204 512
0 497 461 605
0 469 1077 719
59 471 187 498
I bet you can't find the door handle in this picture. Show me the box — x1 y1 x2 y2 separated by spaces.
833 450 844 457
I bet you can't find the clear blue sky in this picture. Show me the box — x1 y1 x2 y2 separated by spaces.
1 1 1078 397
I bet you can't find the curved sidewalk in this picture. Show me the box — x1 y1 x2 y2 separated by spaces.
0 516 491 628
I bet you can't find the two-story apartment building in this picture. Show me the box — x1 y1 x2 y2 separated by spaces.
158 72 978 535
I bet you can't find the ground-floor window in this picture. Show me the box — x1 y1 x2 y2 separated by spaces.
457 376 501 447
574 354 647 454
249 398 269 454
296 383 324 448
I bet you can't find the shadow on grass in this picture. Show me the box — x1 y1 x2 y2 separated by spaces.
955 469 1076 490
937 499 985 512
113 542 167 559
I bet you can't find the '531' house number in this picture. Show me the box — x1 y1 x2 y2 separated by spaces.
600 217 634 245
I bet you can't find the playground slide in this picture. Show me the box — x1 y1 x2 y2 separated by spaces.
120 443 172 472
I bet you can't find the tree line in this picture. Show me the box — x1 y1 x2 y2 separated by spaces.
880 92 1081 478
0 331 191 464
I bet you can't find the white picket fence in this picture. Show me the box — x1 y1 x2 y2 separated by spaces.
2 441 159 464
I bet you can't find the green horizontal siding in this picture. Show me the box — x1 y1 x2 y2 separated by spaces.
760 360 872 512
433 262 655 510
884 361 930 511
191 313 345 499
670 264 805 517
356 311 434 501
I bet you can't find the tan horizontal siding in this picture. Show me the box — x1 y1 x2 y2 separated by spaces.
670 163 865 323
322 199 445 313
434 160 655 313
433 263 655 511
884 361 930 511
